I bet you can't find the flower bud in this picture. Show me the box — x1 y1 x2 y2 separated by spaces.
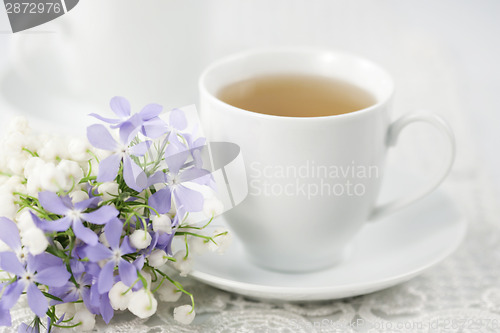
148 249 168 268
173 305 195 325
128 289 157 319
151 214 172 234
109 281 133 311
130 230 152 250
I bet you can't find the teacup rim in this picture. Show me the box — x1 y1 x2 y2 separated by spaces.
199 47 395 121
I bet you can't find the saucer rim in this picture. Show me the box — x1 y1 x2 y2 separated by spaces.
189 190 467 301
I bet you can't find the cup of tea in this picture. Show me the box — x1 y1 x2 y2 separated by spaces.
199 48 455 272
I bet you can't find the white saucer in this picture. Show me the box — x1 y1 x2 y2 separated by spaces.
190 189 466 301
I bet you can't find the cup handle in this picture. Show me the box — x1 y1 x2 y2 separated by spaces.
369 111 456 221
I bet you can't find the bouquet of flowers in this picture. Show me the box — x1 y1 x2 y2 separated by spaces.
0 97 229 332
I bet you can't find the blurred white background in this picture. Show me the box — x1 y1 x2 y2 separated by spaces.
0 0 499 190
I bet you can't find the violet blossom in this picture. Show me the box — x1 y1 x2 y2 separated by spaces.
35 192 118 245
81 218 137 294
89 96 167 139
0 230 70 326
87 122 150 192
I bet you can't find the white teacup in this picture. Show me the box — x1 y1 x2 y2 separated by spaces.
199 48 455 272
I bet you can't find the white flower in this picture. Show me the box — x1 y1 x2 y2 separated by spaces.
173 305 195 325
98 182 120 201
188 235 211 256
5 175 25 194
203 197 224 218
0 193 17 219
38 136 68 161
26 176 42 197
171 250 193 277
109 281 133 311
128 289 158 319
148 249 168 268
151 214 172 234
24 157 45 179
39 162 70 192
7 116 30 134
157 282 182 302
21 227 49 255
6 152 29 175
68 138 91 162
4 131 26 153
55 302 76 319
57 159 84 184
139 270 152 290
130 230 152 250
0 175 8 186
73 308 96 331
208 228 232 254
16 210 36 234
69 190 89 203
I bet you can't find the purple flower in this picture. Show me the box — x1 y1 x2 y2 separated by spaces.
87 123 150 192
0 251 70 325
49 260 92 305
89 96 167 139
35 192 118 245
148 148 209 214
0 217 29 264
82 218 137 294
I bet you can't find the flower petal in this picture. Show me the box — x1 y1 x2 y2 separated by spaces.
118 259 137 287
35 215 72 232
0 217 21 251
110 96 131 118
98 261 116 294
173 185 204 212
82 206 118 225
27 282 48 317
104 218 123 249
73 219 98 245
140 103 163 120
164 146 189 176
74 196 101 211
147 171 166 187
122 156 147 192
87 124 119 151
129 141 150 157
88 113 121 124
100 293 114 324
35 266 70 287
118 236 135 255
82 243 112 262
133 255 145 271
141 118 167 139
27 253 63 272
0 252 25 276
97 154 122 183
119 117 142 145
0 308 11 327
169 108 187 130
38 192 71 215
178 167 211 184
0 281 25 310
148 188 171 215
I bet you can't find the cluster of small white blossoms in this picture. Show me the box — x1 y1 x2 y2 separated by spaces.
0 116 232 329
0 117 96 255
